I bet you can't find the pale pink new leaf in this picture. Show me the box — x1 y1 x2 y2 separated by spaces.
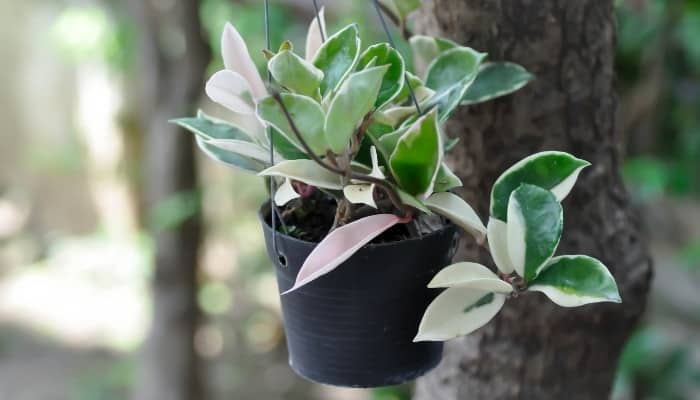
305 7 326 61
283 214 401 294
205 70 255 114
221 22 267 99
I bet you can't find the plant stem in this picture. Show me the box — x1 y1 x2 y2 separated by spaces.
269 91 412 217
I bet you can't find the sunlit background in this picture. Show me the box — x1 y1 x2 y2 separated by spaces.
0 0 698 399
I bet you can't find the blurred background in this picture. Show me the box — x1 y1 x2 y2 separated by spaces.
0 0 698 399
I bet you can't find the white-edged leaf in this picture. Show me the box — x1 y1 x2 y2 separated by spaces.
325 65 388 153
205 70 256 114
356 43 405 108
425 47 486 121
433 163 462 192
389 108 443 197
207 139 278 164
258 159 343 190
414 288 505 342
256 93 328 155
274 178 300 206
313 23 361 96
490 151 590 221
424 192 486 239
269 50 324 97
506 184 563 282
487 218 514 274
171 110 256 143
196 136 264 173
284 214 403 293
305 6 326 61
461 62 533 105
529 255 621 307
428 262 512 293
221 22 266 99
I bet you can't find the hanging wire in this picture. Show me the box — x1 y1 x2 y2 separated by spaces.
311 0 326 42
372 0 423 115
264 0 288 258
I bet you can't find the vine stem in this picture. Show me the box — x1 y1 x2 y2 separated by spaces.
269 91 412 217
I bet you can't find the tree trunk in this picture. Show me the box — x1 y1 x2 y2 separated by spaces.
127 1 210 399
414 1 652 399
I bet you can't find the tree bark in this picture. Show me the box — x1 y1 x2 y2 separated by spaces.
127 1 210 399
414 1 652 399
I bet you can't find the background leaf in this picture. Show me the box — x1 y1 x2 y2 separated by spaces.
461 62 533 105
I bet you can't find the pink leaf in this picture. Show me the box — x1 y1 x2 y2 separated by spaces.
221 22 267 99
283 214 402 294
205 70 255 114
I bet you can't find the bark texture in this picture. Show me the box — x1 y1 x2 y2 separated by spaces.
128 0 210 399
414 1 653 399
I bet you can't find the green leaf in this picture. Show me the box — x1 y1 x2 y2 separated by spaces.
357 43 405 108
269 50 324 98
414 287 505 342
424 192 486 239
490 151 590 221
425 47 486 121
171 111 255 142
195 137 265 173
409 36 458 77
393 71 429 105
529 255 621 307
433 163 462 192
325 65 389 153
428 262 513 293
207 139 276 164
257 93 328 156
258 159 343 190
462 62 533 105
313 24 361 96
396 186 431 214
507 184 563 282
389 108 442 196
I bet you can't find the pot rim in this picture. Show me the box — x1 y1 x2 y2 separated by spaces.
258 202 457 249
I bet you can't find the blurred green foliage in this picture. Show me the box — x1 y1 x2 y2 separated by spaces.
614 327 700 400
618 0 700 198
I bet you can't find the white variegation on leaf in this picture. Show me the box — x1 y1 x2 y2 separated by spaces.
274 178 300 206
205 70 256 114
506 184 563 282
258 159 343 190
268 50 324 98
433 163 462 193
428 262 513 293
529 255 621 307
305 7 326 61
207 139 279 164
424 192 486 239
389 108 443 198
325 65 388 153
487 218 515 274
414 288 506 342
220 22 267 100
344 147 384 208
461 62 533 106
195 136 265 173
490 151 590 221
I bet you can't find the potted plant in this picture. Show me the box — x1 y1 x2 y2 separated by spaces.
174 3 621 388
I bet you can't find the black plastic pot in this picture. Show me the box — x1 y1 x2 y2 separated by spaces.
260 206 459 387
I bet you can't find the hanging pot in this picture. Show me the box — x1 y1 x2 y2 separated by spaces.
259 205 459 388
